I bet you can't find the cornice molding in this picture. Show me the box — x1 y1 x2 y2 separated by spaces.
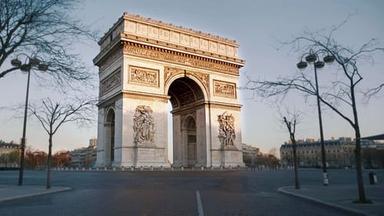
123 41 241 75
99 12 238 47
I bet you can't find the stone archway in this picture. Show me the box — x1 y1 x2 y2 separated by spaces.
105 108 115 166
94 14 245 168
167 77 206 167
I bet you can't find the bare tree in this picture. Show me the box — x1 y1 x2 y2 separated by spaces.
0 0 96 87
246 27 383 202
282 111 300 190
29 98 95 189
268 147 278 158
365 83 384 98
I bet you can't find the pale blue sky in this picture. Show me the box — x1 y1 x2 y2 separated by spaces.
0 0 383 155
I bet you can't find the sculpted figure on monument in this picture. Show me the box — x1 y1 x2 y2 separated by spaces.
217 112 236 147
133 105 155 146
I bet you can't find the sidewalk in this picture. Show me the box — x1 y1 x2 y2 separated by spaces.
0 185 71 203
278 184 384 216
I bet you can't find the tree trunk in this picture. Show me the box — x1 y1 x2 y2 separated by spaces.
354 126 367 202
351 85 367 203
46 135 53 189
291 134 300 189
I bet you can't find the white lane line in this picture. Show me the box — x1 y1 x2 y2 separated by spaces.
196 190 204 216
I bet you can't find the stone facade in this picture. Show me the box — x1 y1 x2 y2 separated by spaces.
69 139 97 168
280 137 384 168
242 143 260 166
0 141 19 168
94 13 245 168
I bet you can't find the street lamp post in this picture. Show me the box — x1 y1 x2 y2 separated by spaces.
11 56 48 186
296 51 334 186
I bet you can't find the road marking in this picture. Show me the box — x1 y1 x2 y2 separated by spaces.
196 190 204 216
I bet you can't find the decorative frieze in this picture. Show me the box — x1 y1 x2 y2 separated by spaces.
129 66 159 87
164 67 180 84
164 67 209 92
133 105 155 146
213 80 237 98
99 47 122 72
123 42 239 75
218 112 236 147
100 69 121 96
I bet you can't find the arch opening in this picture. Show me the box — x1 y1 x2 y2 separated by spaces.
167 77 206 167
168 77 205 110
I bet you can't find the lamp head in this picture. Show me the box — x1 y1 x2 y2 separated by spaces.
305 54 317 63
29 57 41 66
11 58 22 67
314 61 325 68
20 64 31 72
38 63 48 71
323 55 335 63
296 61 308 69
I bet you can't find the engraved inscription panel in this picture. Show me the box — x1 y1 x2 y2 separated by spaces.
126 21 136 33
129 66 159 87
191 37 199 48
180 34 189 46
148 26 159 39
100 69 121 96
213 80 237 98
137 23 148 36
218 44 226 55
159 29 170 41
200 39 209 51
170 32 180 43
209 41 218 53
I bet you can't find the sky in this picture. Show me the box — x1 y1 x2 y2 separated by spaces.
0 0 383 156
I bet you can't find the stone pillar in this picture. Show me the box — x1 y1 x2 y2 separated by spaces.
95 109 105 167
196 107 207 167
205 104 212 167
210 108 244 167
172 114 182 167
115 96 169 168
104 122 112 166
112 98 123 166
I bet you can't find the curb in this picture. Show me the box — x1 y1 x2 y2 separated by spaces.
52 168 244 172
277 186 367 216
0 187 72 203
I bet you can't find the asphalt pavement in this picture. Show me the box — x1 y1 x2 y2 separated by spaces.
0 169 382 216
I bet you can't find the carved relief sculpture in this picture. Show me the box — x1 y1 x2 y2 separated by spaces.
218 112 236 148
129 66 159 87
213 80 236 98
100 69 121 96
192 71 209 90
133 105 155 146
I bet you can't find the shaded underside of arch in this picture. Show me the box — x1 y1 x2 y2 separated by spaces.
168 77 204 109
106 108 115 123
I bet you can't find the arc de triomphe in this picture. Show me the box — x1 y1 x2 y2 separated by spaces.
94 13 245 168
